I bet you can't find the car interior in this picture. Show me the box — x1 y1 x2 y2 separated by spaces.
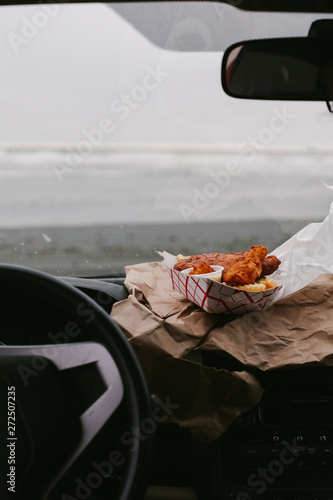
1 1 333 499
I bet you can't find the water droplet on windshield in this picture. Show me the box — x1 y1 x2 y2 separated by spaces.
42 233 52 243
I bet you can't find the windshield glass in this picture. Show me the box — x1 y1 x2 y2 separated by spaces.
1 2 333 277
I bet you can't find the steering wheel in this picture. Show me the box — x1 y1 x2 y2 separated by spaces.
0 264 153 500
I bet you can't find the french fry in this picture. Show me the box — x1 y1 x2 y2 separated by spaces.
226 277 278 291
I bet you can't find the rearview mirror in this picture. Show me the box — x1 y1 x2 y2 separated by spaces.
221 37 333 103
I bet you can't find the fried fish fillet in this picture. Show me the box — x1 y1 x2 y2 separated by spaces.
174 246 280 284
223 245 268 286
174 252 246 273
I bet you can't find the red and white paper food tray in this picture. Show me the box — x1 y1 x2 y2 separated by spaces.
163 251 284 315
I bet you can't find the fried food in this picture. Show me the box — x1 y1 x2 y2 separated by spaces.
261 255 281 277
174 252 246 273
188 262 215 275
230 277 278 291
223 245 268 287
173 245 281 288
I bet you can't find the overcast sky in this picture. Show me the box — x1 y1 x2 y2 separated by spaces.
1 3 333 148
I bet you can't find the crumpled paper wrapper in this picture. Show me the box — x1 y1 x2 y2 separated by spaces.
110 203 333 440
198 273 333 370
274 200 333 297
110 261 263 441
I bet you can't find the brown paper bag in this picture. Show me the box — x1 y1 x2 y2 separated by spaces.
198 273 333 370
111 261 263 441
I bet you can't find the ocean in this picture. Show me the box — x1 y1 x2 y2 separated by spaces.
0 147 332 275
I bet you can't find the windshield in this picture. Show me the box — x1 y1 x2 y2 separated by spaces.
1 2 333 277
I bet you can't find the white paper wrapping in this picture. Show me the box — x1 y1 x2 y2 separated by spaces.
274 201 333 297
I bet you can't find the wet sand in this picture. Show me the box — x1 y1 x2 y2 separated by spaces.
0 219 311 276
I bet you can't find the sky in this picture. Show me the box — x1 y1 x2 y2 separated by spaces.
1 2 333 148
